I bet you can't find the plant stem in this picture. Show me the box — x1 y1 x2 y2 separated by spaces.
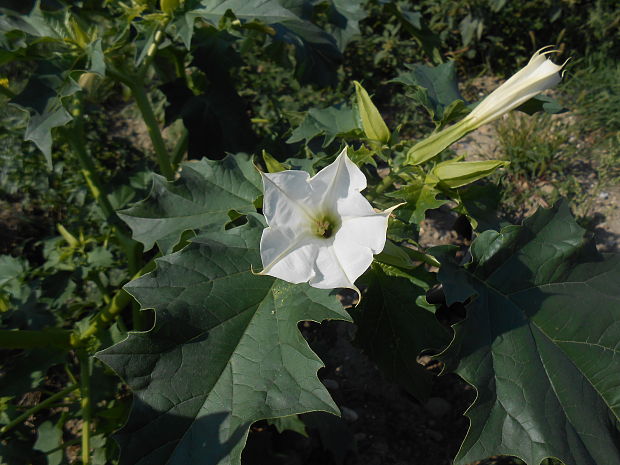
0 384 78 436
0 329 73 349
64 101 142 274
78 350 92 465
375 174 395 195
171 126 189 168
76 260 154 344
130 82 174 180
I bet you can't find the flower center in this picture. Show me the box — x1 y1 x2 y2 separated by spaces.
312 213 341 239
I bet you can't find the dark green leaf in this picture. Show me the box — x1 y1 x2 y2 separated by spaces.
392 61 464 124
381 3 442 63
33 421 63 465
436 201 620 465
387 180 447 225
10 63 79 167
118 154 262 253
287 104 361 147
97 217 350 465
517 94 567 115
0 349 66 397
267 414 308 437
455 183 506 232
86 38 106 75
176 0 341 86
352 265 450 400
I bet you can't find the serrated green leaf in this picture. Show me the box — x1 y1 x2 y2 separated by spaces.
381 3 442 63
33 421 63 465
354 81 390 143
10 63 79 167
387 179 447 225
516 94 567 115
352 265 450 400
118 154 262 253
436 201 620 465
97 217 350 465
86 38 105 75
267 414 308 437
175 0 341 86
287 104 362 147
455 183 506 232
392 61 463 123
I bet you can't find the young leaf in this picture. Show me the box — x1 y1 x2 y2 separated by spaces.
354 81 390 144
352 265 451 400
118 154 262 253
387 179 447 225
392 61 464 124
287 104 362 147
435 201 620 465
97 217 350 465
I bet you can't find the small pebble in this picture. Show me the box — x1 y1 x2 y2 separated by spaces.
599 191 609 200
341 406 359 422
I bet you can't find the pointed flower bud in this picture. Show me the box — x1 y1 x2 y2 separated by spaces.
406 47 567 165
258 147 400 297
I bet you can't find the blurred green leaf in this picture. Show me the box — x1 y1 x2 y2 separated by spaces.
392 61 464 124
287 104 361 147
33 421 63 465
517 94 567 115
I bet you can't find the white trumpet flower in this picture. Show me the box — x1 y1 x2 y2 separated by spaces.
258 147 398 295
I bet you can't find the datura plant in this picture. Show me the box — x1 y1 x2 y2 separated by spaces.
1 3 619 464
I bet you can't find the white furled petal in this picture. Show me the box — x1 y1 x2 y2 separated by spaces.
309 148 368 213
259 228 319 284
467 47 565 127
261 170 315 230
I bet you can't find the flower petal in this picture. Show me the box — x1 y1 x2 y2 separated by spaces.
261 170 315 233
308 241 362 292
309 147 369 214
337 212 392 255
259 228 319 283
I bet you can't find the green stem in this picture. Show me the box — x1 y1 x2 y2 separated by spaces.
405 119 476 165
0 84 16 99
64 101 141 274
78 350 92 465
130 83 174 180
171 127 189 168
0 329 73 349
0 384 78 436
139 19 171 80
374 174 395 195
76 260 154 344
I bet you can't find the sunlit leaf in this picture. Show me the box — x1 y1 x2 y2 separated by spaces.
118 154 262 253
